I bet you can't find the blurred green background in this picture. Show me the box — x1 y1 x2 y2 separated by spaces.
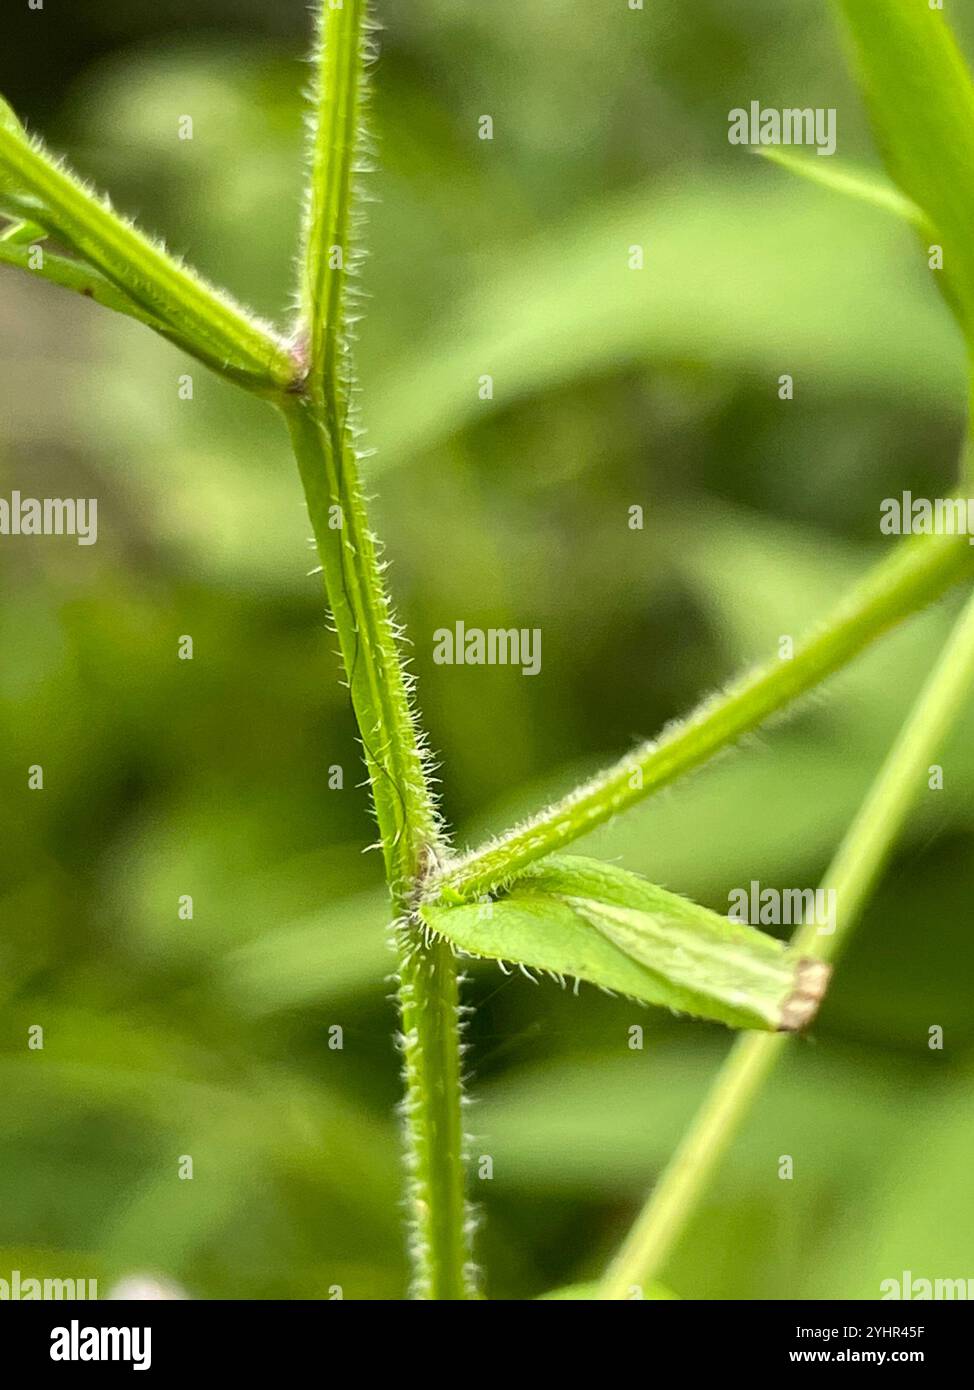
2 0 974 1300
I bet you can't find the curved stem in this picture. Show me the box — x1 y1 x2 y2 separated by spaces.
599 578 974 1299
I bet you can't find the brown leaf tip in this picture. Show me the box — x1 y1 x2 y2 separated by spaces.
779 958 832 1033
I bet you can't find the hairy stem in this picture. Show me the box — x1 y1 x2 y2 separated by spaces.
598 578 974 1299
285 402 436 888
434 524 974 903
291 0 472 1299
0 116 294 393
300 0 369 409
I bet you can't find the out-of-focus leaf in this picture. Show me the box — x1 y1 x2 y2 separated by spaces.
366 177 963 469
0 1248 104 1292
538 1280 678 1301
475 1045 937 1198
808 1077 974 1298
422 857 829 1032
0 1007 401 1296
757 149 929 232
221 888 391 1014
832 0 974 342
0 234 169 325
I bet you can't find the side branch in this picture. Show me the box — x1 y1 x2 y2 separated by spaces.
434 526 974 902
0 107 296 394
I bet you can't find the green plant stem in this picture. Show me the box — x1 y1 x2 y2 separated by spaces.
288 390 472 1308
396 934 472 1299
301 0 368 408
285 398 471 1300
289 0 472 1299
598 578 974 1300
434 525 974 903
0 121 295 394
284 402 435 888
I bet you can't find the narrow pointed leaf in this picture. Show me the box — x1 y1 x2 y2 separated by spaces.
831 0 974 341
0 236 168 329
758 149 930 234
0 217 48 245
421 857 829 1033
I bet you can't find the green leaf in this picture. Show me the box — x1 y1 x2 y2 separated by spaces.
0 234 170 329
421 857 830 1033
757 148 930 234
366 175 964 472
831 0 974 342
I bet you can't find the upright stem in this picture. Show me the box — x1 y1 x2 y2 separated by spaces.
286 402 472 1302
289 0 473 1299
599 580 974 1299
397 936 472 1299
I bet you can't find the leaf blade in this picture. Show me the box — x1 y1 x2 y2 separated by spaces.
757 148 930 234
831 0 974 341
421 856 829 1033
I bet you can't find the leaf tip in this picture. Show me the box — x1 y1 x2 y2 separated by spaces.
778 958 831 1033
0 93 24 137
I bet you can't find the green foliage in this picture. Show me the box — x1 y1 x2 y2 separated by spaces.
369 175 963 472
757 149 930 234
3 0 974 1303
831 0 974 346
423 857 826 1032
